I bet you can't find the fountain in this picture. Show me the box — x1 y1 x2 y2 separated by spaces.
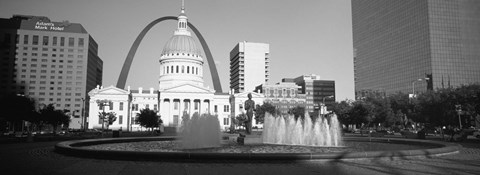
55 112 458 161
180 113 221 149
263 113 342 147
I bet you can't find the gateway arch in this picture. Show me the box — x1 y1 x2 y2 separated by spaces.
116 16 222 93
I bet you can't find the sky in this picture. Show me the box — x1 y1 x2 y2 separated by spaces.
0 0 355 100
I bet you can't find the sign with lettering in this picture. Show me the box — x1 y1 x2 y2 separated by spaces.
34 21 65 31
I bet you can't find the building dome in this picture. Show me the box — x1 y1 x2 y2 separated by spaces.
161 35 202 58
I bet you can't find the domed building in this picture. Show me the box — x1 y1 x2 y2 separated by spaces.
87 4 265 132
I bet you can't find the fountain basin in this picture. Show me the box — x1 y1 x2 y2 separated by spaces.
55 136 460 161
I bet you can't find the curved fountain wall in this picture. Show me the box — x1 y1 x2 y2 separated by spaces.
263 113 343 147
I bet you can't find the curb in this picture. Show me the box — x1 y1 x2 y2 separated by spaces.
55 136 461 161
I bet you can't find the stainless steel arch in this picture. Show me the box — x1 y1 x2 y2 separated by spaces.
116 16 222 93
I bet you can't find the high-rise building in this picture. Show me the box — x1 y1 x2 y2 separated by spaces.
352 0 480 97
1 15 103 129
230 41 269 93
283 74 335 113
0 16 22 95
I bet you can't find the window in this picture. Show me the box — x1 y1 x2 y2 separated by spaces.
182 66 184 73
214 105 218 112
154 104 158 111
78 38 84 47
52 36 57 46
32 35 39 45
224 118 229 125
194 102 199 110
42 36 48 45
187 66 189 73
176 66 179 73
60 37 65 46
23 35 28 44
119 102 124 111
68 37 74 47
109 102 113 110
133 104 138 111
119 115 123 124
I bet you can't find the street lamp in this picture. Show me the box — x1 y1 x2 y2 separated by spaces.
455 105 462 129
320 95 334 115
322 95 335 105
81 98 85 131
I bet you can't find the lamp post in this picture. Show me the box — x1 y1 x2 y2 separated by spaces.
455 105 462 129
81 98 85 131
321 95 334 115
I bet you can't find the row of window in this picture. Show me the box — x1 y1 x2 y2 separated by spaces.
162 52 200 58
21 52 83 59
21 47 84 53
162 65 199 75
18 64 83 69
29 91 82 96
99 115 124 125
23 35 85 47
27 86 82 91
19 57 83 64
20 80 83 86
100 103 158 112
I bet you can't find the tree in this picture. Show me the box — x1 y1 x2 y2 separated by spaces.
136 108 162 132
332 100 353 129
254 102 278 124
288 106 305 121
350 100 375 127
234 113 247 130
0 94 37 123
365 95 394 127
99 112 116 131
40 104 70 135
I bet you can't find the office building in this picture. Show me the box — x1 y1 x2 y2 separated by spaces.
1 15 103 129
230 41 269 93
352 0 480 97
283 74 335 113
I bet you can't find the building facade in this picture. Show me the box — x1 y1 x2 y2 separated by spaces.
352 0 480 97
283 74 335 113
255 82 306 114
229 41 269 93
0 15 103 129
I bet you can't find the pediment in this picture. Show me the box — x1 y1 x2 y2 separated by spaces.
89 85 129 96
162 83 215 94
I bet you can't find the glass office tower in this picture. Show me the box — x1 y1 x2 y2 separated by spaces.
352 0 480 98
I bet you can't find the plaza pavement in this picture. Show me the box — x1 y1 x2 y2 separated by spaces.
0 136 479 175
